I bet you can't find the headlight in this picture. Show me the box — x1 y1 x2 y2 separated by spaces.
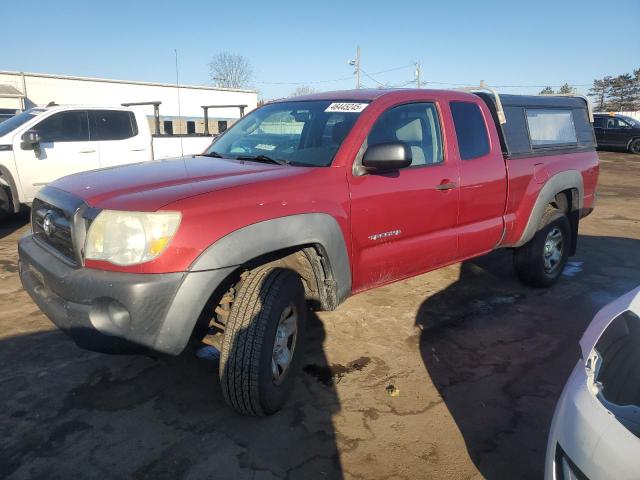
85 210 181 266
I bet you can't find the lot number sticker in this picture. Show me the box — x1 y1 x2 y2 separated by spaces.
325 102 368 113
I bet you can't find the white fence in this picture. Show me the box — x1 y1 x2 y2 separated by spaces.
618 111 640 120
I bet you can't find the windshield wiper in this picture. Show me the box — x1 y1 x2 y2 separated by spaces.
202 151 224 158
235 154 289 166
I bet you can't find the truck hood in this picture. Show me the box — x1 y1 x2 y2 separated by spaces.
50 156 304 211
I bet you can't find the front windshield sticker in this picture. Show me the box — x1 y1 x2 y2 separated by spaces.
325 102 368 113
255 143 276 151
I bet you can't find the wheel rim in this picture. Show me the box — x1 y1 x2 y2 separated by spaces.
543 226 564 274
632 140 640 154
271 303 298 384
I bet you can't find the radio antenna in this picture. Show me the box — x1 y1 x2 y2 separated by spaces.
174 48 184 156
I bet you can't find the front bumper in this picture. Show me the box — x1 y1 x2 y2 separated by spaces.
19 234 233 355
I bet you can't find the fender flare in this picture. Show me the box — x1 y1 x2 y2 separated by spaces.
189 213 352 303
514 170 584 247
0 165 21 213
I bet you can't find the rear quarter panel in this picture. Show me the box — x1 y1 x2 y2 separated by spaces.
502 150 599 246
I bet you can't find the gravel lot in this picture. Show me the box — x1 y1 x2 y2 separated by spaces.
1 151 639 480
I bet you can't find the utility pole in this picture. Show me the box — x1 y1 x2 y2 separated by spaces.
349 46 361 89
415 62 421 89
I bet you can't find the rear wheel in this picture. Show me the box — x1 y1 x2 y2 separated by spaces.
219 266 307 416
514 207 571 287
629 138 640 155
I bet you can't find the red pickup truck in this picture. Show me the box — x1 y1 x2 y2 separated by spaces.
18 88 599 415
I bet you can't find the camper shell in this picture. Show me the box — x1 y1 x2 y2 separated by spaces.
474 92 596 159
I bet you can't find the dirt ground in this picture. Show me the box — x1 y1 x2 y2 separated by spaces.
1 151 639 480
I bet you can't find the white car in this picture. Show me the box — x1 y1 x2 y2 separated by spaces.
0 105 216 217
545 286 640 479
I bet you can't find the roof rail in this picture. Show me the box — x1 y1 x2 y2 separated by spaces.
459 81 506 124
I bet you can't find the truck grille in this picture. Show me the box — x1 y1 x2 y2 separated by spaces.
32 198 77 263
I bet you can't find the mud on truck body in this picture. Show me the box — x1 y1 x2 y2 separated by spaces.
19 87 599 415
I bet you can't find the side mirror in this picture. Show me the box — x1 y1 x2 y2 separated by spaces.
362 142 412 172
20 130 41 151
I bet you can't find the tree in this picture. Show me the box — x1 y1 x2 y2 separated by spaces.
558 83 575 95
209 52 253 89
588 76 612 111
289 86 317 97
607 74 640 111
539 86 554 95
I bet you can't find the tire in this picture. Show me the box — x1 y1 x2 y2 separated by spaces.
0 187 11 222
219 266 307 416
514 207 571 288
629 138 640 155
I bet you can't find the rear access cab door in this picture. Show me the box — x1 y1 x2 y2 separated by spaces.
90 109 151 167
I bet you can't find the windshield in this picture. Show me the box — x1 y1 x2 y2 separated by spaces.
620 116 640 128
206 100 368 167
0 108 44 138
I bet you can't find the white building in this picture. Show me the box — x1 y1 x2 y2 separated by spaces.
0 71 257 134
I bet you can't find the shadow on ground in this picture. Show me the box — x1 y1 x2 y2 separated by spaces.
0 211 29 241
0 311 344 479
417 234 640 479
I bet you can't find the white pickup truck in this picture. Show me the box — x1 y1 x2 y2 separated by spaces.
0 105 217 217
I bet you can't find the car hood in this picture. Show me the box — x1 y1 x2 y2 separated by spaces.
50 156 305 211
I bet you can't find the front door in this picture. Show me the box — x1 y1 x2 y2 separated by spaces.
348 102 460 292
602 117 633 147
13 110 99 202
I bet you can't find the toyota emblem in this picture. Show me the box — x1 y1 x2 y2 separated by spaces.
43 211 56 237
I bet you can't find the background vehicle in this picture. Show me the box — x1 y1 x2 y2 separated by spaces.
545 287 640 480
0 104 221 218
19 87 599 416
593 113 640 154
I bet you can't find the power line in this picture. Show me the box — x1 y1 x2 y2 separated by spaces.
254 63 415 86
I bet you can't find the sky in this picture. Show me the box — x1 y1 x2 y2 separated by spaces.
4 0 639 99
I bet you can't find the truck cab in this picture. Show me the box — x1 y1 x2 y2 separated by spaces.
0 105 152 214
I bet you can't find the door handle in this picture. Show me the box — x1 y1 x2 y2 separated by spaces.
78 149 96 154
435 182 456 191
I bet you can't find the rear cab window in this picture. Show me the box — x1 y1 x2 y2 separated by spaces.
450 101 490 160
90 110 138 141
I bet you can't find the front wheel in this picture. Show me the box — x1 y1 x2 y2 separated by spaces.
514 208 571 288
629 138 640 155
219 266 307 416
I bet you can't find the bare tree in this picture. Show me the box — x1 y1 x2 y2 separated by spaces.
209 52 253 89
539 86 554 95
289 86 317 97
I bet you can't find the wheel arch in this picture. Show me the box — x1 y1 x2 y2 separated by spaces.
189 213 352 309
513 170 584 248
626 136 640 152
0 165 21 213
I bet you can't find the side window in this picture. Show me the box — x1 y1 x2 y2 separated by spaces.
593 117 605 128
525 109 577 147
163 120 173 135
91 110 137 141
450 101 490 160
36 111 89 143
218 120 228 133
186 121 196 134
367 102 443 166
